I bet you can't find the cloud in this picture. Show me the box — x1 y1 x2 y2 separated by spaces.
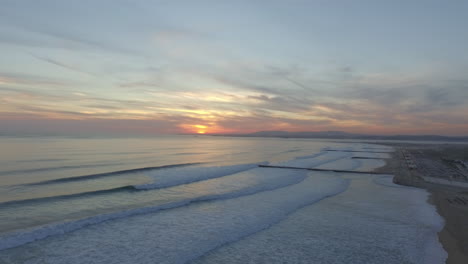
103 61 468 135
28 53 97 77
0 117 190 136
338 66 353 73
424 86 468 106
0 1 142 56
1 86 169 120
214 112 335 134
283 77 312 91
246 94 313 112
4 57 467 136
0 26 138 56
118 82 161 89
0 72 67 86
85 104 125 110
17 105 93 118
214 75 290 97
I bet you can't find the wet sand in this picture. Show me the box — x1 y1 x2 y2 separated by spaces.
376 143 468 264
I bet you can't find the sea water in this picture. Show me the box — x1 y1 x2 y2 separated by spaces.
0 135 446 263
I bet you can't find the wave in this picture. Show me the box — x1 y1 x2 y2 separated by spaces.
3 164 261 206
351 156 384 159
134 163 264 190
60 151 153 157
274 151 351 169
372 175 412 188
16 158 69 163
66 151 153 156
0 168 307 251
280 149 301 153
1 163 259 208
26 163 201 186
294 151 327 160
173 152 208 156
0 186 135 208
313 156 362 171
0 162 124 176
324 148 393 153
362 147 394 151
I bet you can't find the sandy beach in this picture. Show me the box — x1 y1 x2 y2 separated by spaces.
376 143 468 264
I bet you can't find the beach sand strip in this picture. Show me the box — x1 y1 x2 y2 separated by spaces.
375 144 468 264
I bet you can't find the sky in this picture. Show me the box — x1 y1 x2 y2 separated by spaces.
1 0 468 136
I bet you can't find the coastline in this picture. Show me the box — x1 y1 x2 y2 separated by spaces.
375 143 468 264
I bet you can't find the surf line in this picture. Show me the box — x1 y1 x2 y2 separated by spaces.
351 157 389 159
258 165 390 175
325 150 391 154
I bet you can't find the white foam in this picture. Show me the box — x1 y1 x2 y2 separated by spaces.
275 151 351 168
293 151 327 160
134 163 262 190
0 167 304 251
0 173 349 263
373 175 408 188
315 157 361 170
194 173 447 264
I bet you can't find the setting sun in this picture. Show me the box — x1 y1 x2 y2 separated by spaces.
193 125 208 134
178 124 210 134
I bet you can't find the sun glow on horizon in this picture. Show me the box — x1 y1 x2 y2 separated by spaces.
179 124 210 134
194 124 207 134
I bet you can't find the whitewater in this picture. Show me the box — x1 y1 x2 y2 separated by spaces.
0 136 446 263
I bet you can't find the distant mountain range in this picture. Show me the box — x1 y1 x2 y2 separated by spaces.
214 131 468 142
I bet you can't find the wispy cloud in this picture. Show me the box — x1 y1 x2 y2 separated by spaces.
28 53 97 77
0 117 196 136
0 1 143 56
0 72 67 87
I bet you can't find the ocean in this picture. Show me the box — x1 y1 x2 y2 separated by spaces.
0 135 446 263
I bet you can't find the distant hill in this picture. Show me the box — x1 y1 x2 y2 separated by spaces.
214 131 468 142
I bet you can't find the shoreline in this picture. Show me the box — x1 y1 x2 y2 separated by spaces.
374 143 468 264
